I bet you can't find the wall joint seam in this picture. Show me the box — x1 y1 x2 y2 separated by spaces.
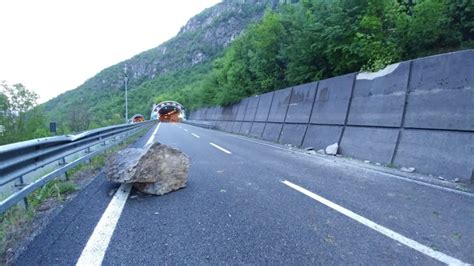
338 73 357 146
391 60 413 164
300 82 320 147
261 92 276 139
277 87 294 144
249 96 262 136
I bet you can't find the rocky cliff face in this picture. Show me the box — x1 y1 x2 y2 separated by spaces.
43 1 278 124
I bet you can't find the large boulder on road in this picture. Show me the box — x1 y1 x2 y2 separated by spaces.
105 142 190 195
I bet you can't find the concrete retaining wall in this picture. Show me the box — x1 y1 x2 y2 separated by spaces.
186 50 474 183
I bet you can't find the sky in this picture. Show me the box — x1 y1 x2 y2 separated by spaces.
0 0 221 103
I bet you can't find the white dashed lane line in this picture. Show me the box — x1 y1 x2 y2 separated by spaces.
209 142 232 154
281 180 468 266
191 133 200 138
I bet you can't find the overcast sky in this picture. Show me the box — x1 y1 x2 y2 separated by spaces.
0 0 221 103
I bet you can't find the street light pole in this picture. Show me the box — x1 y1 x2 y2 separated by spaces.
124 65 128 123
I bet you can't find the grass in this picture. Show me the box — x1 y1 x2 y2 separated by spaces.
0 124 151 264
386 163 398 169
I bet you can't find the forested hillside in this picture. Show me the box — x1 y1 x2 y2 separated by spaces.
42 1 277 132
160 0 474 108
42 0 473 132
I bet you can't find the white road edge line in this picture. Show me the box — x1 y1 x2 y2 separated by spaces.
191 133 200 138
77 123 161 266
145 122 161 146
281 180 468 266
221 133 473 198
76 183 131 266
209 142 232 154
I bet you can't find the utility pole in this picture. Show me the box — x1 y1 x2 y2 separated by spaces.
124 65 128 123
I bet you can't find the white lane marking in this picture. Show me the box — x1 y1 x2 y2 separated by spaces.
281 180 468 265
191 133 200 138
76 183 132 266
183 129 189 132
77 124 161 265
209 142 232 154
220 133 474 198
145 122 161 146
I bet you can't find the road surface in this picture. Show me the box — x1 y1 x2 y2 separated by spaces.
15 122 474 265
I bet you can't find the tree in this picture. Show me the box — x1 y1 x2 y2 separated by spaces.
1 81 38 114
0 81 48 145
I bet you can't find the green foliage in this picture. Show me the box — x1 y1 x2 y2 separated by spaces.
28 180 78 208
40 0 473 126
169 0 473 108
0 82 50 145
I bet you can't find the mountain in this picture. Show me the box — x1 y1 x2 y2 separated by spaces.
43 1 280 131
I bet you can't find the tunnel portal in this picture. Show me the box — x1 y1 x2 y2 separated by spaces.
131 114 145 123
151 101 185 122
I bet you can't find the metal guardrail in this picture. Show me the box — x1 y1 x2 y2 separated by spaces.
0 120 156 214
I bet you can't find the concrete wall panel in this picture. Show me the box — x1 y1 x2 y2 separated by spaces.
340 127 399 164
311 74 354 125
201 109 207 120
249 122 265 138
215 107 224 121
279 124 307 146
215 121 225 130
240 122 252 135
302 125 343 150
267 88 292 123
224 122 234 132
223 104 239 121
349 62 410 127
394 130 473 181
286 82 318 123
254 92 274 122
405 50 474 131
235 99 248 121
232 122 243 133
193 110 202 120
262 123 283 142
206 107 215 120
244 96 260 121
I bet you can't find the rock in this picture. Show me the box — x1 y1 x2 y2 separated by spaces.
375 163 381 166
305 147 315 151
400 167 415 173
306 150 317 155
317 149 325 154
108 188 117 197
454 178 460 183
437 176 446 181
105 142 190 195
325 143 338 155
364 160 371 164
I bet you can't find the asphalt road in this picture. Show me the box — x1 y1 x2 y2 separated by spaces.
15 122 474 265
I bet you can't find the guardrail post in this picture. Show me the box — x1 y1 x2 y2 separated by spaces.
58 157 69 181
14 176 29 209
100 137 107 155
85 147 92 163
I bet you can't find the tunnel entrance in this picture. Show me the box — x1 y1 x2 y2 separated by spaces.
150 101 185 122
131 114 145 123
